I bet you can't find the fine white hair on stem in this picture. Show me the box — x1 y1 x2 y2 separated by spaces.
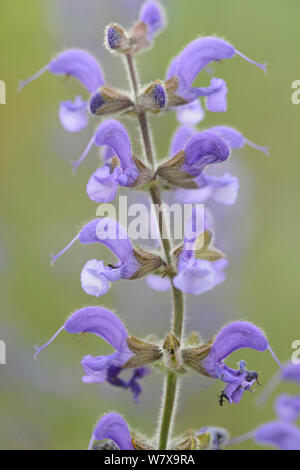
155 375 181 449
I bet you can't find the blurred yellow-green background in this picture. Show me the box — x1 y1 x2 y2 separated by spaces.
1 0 300 450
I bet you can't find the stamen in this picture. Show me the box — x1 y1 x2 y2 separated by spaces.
244 138 269 156
268 345 283 368
226 430 255 447
34 324 65 359
18 64 49 91
77 332 87 342
87 433 95 451
256 369 281 406
51 234 79 265
235 50 267 74
72 136 95 173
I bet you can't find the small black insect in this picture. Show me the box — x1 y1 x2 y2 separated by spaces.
245 370 261 386
218 390 229 406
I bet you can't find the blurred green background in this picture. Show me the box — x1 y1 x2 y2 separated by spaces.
1 0 300 450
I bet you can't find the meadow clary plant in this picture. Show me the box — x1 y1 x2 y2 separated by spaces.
21 0 293 450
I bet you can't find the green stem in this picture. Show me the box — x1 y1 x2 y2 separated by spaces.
171 284 184 339
138 111 155 169
149 184 172 265
125 53 139 101
158 372 177 450
125 52 184 450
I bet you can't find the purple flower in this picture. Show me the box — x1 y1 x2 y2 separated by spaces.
59 96 89 133
147 205 226 295
253 361 297 407
34 306 149 401
206 78 228 113
254 421 300 450
173 205 227 295
176 100 205 126
170 125 195 157
107 365 151 403
51 218 142 296
86 166 122 204
275 394 300 423
73 120 139 202
174 257 227 296
178 130 231 178
209 125 269 156
146 274 171 292
170 124 268 158
175 173 239 206
166 37 266 111
282 362 300 384
88 412 134 450
201 321 280 404
167 123 268 204
101 145 116 164
19 49 104 132
139 1 165 42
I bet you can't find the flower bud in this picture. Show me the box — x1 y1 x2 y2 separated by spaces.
105 23 130 52
89 86 133 116
130 21 149 51
139 81 167 111
129 1 166 52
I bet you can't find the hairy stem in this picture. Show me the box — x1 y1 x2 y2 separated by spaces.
149 184 172 265
126 52 184 450
171 284 184 339
158 371 177 449
125 53 139 101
